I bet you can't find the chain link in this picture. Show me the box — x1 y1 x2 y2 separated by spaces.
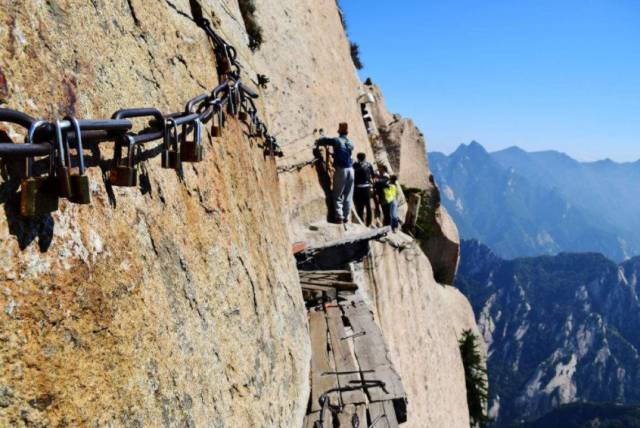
0 14 282 164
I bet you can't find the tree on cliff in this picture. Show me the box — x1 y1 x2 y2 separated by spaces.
459 329 491 428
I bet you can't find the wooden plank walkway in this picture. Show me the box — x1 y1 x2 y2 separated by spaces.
308 309 340 412
342 298 406 403
296 227 391 270
301 269 407 427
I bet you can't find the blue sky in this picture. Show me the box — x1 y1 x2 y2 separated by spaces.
340 1 640 162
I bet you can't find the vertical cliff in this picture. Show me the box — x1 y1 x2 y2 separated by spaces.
0 0 484 426
0 1 312 426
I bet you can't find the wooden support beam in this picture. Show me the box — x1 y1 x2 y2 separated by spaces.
299 270 353 282
300 279 358 292
300 283 338 299
296 227 391 269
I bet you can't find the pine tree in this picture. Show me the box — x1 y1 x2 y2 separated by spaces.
459 329 492 427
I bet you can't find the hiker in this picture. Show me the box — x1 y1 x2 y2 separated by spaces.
353 152 376 226
373 163 389 222
316 122 355 224
374 165 399 231
386 175 400 231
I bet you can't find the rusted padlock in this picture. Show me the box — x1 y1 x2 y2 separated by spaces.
180 117 204 163
111 107 166 171
217 51 233 76
238 108 248 122
63 116 91 204
54 120 72 199
20 120 59 216
162 118 181 170
211 108 223 138
109 134 137 187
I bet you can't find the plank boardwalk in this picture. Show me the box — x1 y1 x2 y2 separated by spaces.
326 305 367 405
308 309 339 412
301 269 407 426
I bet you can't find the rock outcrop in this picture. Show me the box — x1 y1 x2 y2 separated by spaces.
364 81 460 285
365 83 431 191
0 0 483 426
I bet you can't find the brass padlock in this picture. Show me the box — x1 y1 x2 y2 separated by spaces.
20 120 59 217
63 116 91 204
161 118 181 170
180 117 204 163
54 120 72 199
109 135 138 187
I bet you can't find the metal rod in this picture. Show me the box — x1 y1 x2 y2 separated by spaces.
0 143 52 157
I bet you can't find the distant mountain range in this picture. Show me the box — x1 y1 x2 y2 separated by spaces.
429 142 640 261
457 240 640 427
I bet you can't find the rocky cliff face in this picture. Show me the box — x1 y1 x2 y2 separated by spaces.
457 240 640 426
0 1 315 426
359 234 482 427
0 0 482 426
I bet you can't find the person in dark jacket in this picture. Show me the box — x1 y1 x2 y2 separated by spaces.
316 122 355 223
353 152 376 226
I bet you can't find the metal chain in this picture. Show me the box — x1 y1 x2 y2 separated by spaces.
0 13 282 165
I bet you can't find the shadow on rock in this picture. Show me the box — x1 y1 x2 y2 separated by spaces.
313 147 333 222
1 159 54 252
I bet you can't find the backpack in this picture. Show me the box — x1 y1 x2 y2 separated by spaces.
382 183 397 204
354 161 373 186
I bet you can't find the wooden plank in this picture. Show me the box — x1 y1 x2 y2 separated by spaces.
382 400 399 427
336 404 365 428
302 413 316 428
342 299 406 403
299 227 391 255
300 282 336 294
309 309 340 412
326 306 366 405
300 279 358 292
299 269 353 280
367 401 398 428
360 365 405 402
304 411 332 428
368 402 389 428
355 404 367 428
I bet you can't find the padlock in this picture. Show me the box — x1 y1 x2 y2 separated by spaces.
238 107 248 121
54 120 72 199
161 118 181 170
225 81 240 116
111 108 166 172
63 116 91 204
109 135 138 187
217 54 233 76
20 120 59 217
211 109 223 137
180 117 204 163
